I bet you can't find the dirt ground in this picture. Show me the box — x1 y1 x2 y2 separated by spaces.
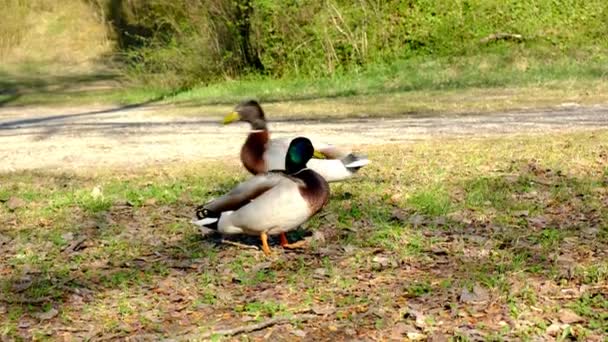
1 103 607 172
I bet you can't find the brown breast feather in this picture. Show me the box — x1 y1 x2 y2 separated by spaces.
294 169 330 214
240 130 269 175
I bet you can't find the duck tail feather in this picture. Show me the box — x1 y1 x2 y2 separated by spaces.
342 153 371 170
194 206 220 230
192 217 219 228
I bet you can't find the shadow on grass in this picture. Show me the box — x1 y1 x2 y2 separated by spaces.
0 70 122 107
0 159 606 339
2 104 607 142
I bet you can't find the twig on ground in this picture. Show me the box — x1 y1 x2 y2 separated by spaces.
479 33 524 44
221 239 260 250
179 314 318 340
61 236 88 253
547 285 608 300
0 296 53 304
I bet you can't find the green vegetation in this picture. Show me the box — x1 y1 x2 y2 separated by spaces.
89 0 608 85
1 0 607 107
1 131 607 339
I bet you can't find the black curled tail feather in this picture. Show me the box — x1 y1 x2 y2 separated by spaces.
196 205 213 219
341 153 369 172
195 205 220 230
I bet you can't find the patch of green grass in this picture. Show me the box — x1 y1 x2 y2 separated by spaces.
405 281 433 298
239 300 287 319
408 186 452 217
465 177 510 208
76 193 112 213
573 263 608 285
2 55 608 116
530 228 564 249
99 270 146 288
172 53 608 106
122 182 185 207
568 294 608 332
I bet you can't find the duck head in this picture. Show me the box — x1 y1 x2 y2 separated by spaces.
223 100 267 129
286 137 314 174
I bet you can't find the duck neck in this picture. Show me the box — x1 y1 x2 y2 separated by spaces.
293 169 330 212
249 118 267 130
241 129 270 175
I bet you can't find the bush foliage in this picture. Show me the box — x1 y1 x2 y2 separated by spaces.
36 0 608 88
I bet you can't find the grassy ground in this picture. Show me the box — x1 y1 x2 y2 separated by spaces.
171 52 608 105
2 46 607 115
1 130 607 340
1 55 607 119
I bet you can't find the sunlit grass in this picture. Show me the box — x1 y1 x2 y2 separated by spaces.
0 130 606 339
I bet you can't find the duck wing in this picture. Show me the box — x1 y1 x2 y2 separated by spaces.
202 173 285 214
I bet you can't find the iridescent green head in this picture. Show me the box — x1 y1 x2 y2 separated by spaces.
285 137 314 173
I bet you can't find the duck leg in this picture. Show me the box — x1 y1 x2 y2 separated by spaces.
279 232 308 249
260 232 272 256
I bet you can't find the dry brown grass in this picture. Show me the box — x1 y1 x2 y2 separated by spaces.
0 0 111 72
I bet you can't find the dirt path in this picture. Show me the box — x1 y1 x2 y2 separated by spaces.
1 103 607 172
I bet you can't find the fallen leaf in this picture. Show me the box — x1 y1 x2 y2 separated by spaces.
403 305 427 329
429 332 448 342
409 214 425 226
291 329 306 338
250 262 272 273
61 232 74 242
407 332 427 341
12 276 32 293
18 320 31 329
0 234 11 246
556 254 576 267
390 193 402 204
372 256 390 267
34 308 58 321
460 284 489 304
513 210 529 217
428 247 449 256
391 208 408 222
316 247 340 257
6 197 26 211
558 309 584 324
390 322 411 339
582 227 599 237
344 328 356 336
90 186 103 199
528 216 548 228
313 268 327 279
342 244 356 254
311 230 325 244
341 201 352 211
145 198 157 206
546 322 566 336
433 216 447 226
312 305 336 315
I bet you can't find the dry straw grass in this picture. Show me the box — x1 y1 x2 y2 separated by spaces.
0 0 111 72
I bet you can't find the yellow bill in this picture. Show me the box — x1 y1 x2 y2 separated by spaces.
223 111 240 125
313 150 326 159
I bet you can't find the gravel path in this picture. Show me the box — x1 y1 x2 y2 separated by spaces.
1 103 607 172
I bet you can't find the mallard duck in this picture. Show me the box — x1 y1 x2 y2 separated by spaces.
222 100 370 182
193 137 330 255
